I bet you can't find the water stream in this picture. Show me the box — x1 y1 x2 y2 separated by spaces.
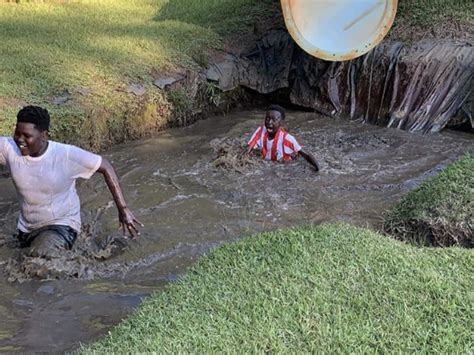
0 110 472 352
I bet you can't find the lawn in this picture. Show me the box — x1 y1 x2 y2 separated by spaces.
83 223 473 353
397 0 472 26
389 0 473 42
0 0 275 148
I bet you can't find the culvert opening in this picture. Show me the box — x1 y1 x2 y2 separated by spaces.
446 120 474 134
229 31 473 133
240 87 316 113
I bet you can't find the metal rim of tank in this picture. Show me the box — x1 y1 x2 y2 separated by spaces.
280 0 398 62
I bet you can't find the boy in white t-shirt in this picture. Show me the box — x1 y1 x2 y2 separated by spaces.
0 106 142 258
247 105 319 171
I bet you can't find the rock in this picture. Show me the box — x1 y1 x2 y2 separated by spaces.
126 84 146 96
153 76 184 90
205 54 240 92
37 284 56 295
51 89 73 105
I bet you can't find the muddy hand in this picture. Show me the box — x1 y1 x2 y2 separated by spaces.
118 207 144 238
242 146 257 159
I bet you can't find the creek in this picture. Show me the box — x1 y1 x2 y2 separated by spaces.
0 109 472 352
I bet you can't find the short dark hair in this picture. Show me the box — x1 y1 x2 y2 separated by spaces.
17 105 50 131
267 104 285 120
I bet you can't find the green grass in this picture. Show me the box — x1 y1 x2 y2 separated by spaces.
156 0 276 35
83 223 473 353
391 0 473 41
384 154 474 247
0 0 274 148
397 0 473 25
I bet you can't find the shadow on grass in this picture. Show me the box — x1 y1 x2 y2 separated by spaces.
0 0 281 109
0 2 224 137
154 0 278 35
0 16 211 98
0 0 282 141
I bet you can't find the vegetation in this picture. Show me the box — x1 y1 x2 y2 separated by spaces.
397 0 473 24
3 2 472 352
83 223 473 353
1 0 471 148
0 0 275 150
384 154 473 247
390 0 473 42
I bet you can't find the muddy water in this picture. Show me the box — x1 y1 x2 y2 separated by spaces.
0 110 472 352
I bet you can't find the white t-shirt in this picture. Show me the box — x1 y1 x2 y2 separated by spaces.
0 137 102 233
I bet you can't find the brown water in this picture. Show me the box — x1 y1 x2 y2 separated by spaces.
0 110 472 352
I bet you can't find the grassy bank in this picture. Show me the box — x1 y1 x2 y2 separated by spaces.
1 0 471 150
389 0 473 42
384 154 473 247
83 223 473 353
0 0 274 150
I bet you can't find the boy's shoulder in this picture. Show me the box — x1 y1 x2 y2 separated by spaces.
0 137 17 156
281 130 302 149
280 128 296 138
250 125 266 136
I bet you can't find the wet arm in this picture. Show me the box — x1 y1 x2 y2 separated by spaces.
299 149 319 172
96 158 142 237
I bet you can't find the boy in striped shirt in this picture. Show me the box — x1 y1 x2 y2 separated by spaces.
247 105 319 171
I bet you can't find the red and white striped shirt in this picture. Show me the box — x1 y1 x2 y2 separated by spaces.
248 126 302 161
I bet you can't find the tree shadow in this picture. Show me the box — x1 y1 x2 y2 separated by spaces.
0 9 216 101
154 0 278 34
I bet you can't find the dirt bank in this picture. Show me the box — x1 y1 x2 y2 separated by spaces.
207 32 473 133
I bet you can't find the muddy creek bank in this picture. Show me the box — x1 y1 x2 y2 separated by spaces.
208 32 473 132
0 110 473 352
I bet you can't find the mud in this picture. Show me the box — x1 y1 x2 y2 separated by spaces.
208 32 473 132
0 110 472 352
210 136 260 172
2 232 129 283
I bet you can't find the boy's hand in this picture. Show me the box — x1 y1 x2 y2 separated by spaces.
299 149 319 172
118 206 144 238
240 146 256 159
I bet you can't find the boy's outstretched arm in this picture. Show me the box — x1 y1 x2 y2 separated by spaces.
96 158 143 238
299 149 319 172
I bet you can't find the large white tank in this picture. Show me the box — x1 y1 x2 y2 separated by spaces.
281 0 398 61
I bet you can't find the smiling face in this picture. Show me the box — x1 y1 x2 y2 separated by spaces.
264 110 282 138
13 122 48 157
